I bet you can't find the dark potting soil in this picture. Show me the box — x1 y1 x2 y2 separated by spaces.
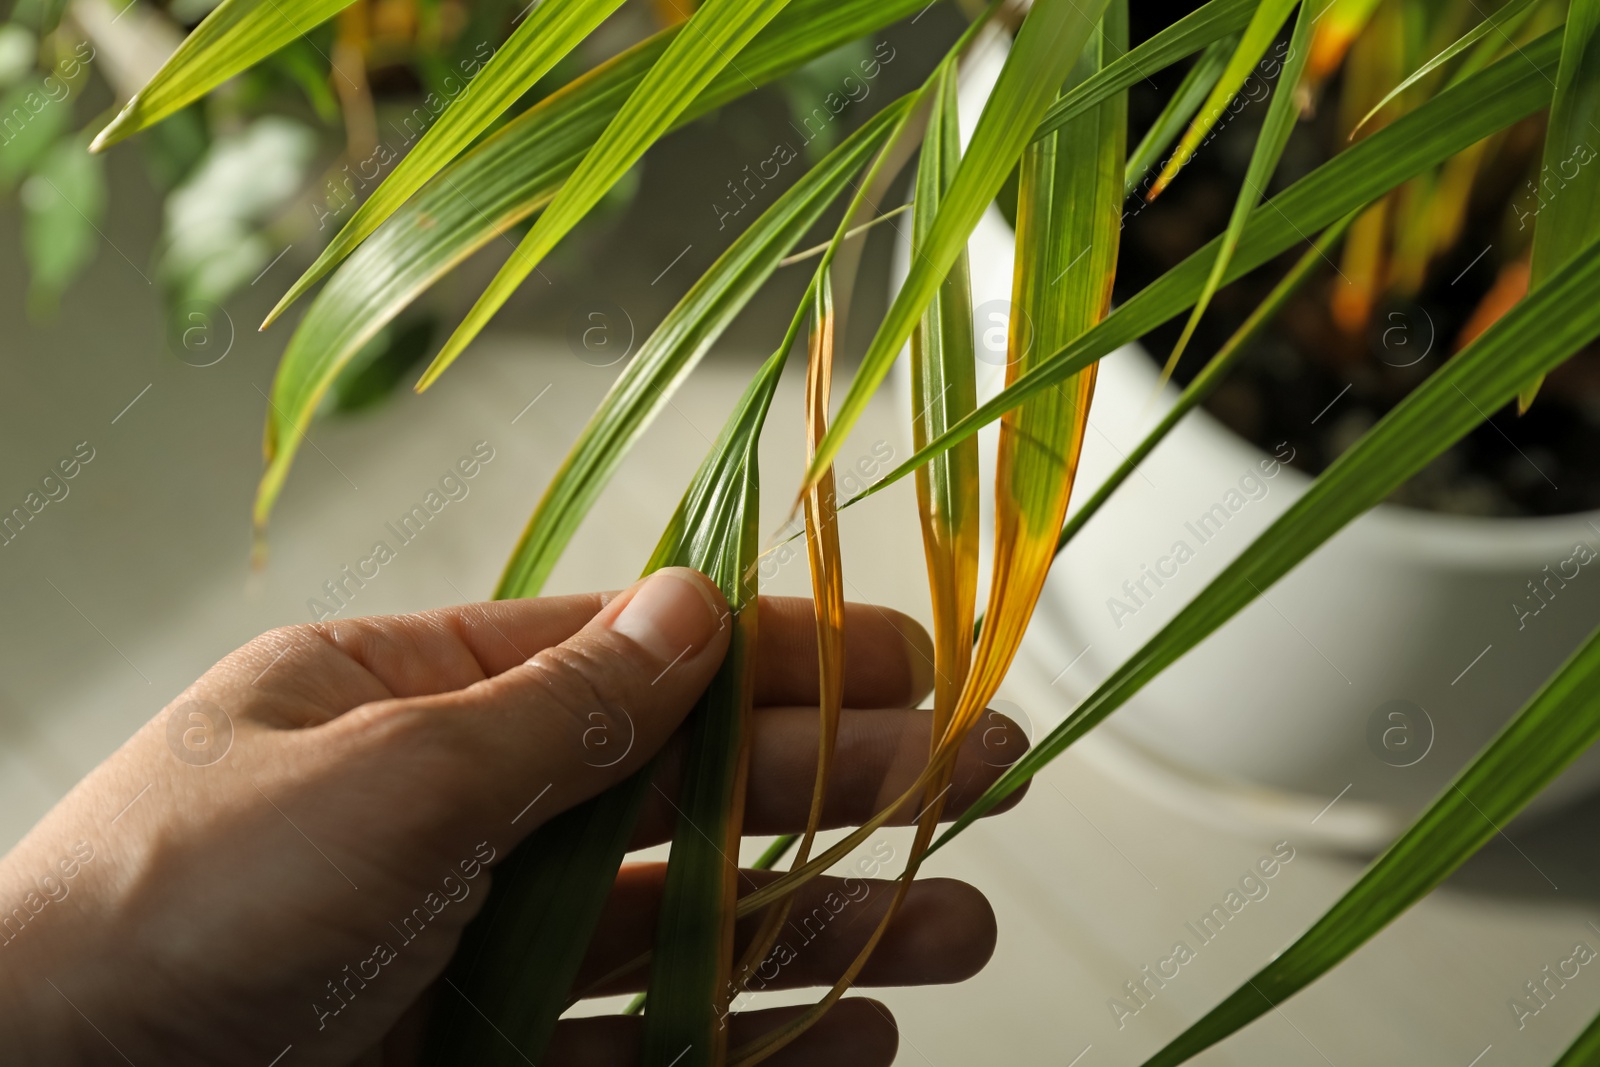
1106 5 1600 519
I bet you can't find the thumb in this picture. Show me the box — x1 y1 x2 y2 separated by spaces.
408 567 731 842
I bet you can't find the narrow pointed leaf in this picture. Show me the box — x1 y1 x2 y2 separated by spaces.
1158 0 1312 384
1141 613 1600 1066
1147 0 1296 198
1352 0 1542 135
949 0 1124 760
860 29 1563 506
642 346 786 1067
938 230 1600 850
806 0 1112 486
266 0 632 324
426 770 656 1062
418 0 797 390
729 271 844 1026
253 0 930 533
1126 37 1235 197
430 346 791 1067
1054 215 1352 557
911 64 979 728
493 102 910 601
91 0 358 151
1522 0 1600 410
1032 0 1257 142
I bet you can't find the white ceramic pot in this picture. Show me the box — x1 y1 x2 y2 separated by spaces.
891 34 1600 848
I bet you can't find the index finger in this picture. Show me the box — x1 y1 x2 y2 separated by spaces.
267 594 933 710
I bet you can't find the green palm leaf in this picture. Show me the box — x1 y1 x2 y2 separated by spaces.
1146 0 1296 197
937 227 1600 848
417 0 798 391
91 0 357 151
640 342 789 1067
1140 613 1600 1066
1522 0 1600 410
1156 0 1312 384
1032 0 1257 143
494 100 910 601
805 0 1112 486
859 28 1563 502
264 0 632 326
252 0 930 534
1352 0 1543 135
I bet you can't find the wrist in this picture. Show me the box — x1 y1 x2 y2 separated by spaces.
0 835 113 1065
0 887 85 1063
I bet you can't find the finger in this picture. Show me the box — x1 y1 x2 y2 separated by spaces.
226 595 931 719
545 999 898 1067
635 706 1030 845
327 567 730 846
576 865 996 996
751 599 933 709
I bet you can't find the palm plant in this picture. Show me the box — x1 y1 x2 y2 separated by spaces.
63 0 1600 1061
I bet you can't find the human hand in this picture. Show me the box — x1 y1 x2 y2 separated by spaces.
0 568 1027 1065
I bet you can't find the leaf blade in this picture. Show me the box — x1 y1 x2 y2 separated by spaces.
265 0 632 325
864 28 1564 508
492 101 910 601
939 227 1600 849
252 0 931 534
1521 0 1600 409
1157 0 1313 385
91 0 357 151
1146 0 1297 198
1351 0 1542 136
805 0 1112 486
1142 613 1600 1066
417 0 798 390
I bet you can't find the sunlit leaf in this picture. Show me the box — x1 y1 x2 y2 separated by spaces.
1140 612 1600 1066
417 0 798 390
265 0 632 324
1157 0 1312 385
951 0 1123 772
1521 0 1600 410
807 0 1112 486
938 226 1600 851
1146 0 1295 198
492 101 909 600
91 0 358 150
253 0 932 535
1351 0 1542 136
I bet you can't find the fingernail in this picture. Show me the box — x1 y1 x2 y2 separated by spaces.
610 568 725 664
